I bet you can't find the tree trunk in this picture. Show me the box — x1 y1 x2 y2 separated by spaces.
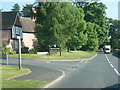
74 47 76 51
67 48 70 52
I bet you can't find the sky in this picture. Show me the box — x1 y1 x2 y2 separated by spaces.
0 0 119 20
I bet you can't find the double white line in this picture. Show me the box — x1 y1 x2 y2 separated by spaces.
105 54 120 76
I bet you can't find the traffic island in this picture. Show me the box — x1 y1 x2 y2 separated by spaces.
2 65 47 88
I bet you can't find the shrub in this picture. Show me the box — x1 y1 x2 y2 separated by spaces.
0 42 15 55
22 47 29 53
9 51 16 55
16 47 29 54
113 49 120 57
28 48 36 54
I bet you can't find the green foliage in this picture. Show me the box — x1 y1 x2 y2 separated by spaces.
22 4 33 17
11 3 20 12
82 22 99 51
76 2 110 48
1 43 15 55
16 47 29 54
21 47 29 54
113 49 120 57
34 2 110 51
35 2 85 51
108 19 120 49
66 20 88 50
28 48 37 54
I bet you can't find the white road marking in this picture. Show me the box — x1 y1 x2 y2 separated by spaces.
79 60 85 63
105 54 120 76
43 69 65 88
84 60 88 63
114 69 120 76
46 61 51 63
110 64 114 68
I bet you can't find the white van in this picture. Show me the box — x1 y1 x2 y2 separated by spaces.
104 45 111 54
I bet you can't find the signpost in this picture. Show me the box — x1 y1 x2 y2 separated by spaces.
49 45 61 56
6 55 8 65
17 36 22 69
12 25 23 69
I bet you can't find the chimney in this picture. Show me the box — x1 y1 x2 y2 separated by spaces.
31 7 36 21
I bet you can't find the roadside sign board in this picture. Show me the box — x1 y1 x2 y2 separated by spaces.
49 45 61 56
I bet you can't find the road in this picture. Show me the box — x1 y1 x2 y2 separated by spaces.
2 52 119 89
50 53 119 88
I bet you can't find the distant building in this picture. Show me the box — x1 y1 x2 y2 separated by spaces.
1 11 22 50
1 11 37 50
20 17 37 50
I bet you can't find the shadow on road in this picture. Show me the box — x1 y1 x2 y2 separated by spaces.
101 84 120 90
112 54 120 59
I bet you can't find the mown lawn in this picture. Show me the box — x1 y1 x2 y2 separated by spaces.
9 51 97 60
2 65 47 88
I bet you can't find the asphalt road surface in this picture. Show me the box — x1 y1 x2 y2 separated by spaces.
50 52 119 88
1 52 119 89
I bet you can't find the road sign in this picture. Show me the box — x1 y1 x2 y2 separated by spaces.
49 45 61 56
12 26 23 39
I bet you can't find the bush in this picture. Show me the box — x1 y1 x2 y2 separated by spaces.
22 47 29 53
28 48 36 54
1 42 15 55
16 47 29 54
9 51 16 55
113 49 120 57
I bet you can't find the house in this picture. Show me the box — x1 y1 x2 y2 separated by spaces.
1 11 22 50
20 17 37 50
1 11 37 51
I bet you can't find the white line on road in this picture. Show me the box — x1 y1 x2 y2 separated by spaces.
79 60 85 63
84 60 88 63
114 68 120 76
110 64 114 68
105 54 120 76
43 69 65 88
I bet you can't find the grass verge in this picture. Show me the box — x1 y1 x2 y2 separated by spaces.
2 65 47 88
9 51 97 60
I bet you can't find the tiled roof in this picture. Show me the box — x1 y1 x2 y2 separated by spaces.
20 17 35 33
1 11 21 30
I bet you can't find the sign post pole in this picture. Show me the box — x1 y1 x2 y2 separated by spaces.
6 55 8 65
17 36 22 69
49 45 50 56
60 45 61 56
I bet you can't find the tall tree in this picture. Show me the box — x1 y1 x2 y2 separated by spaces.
76 2 110 48
22 4 33 17
35 2 85 51
108 19 120 49
82 22 99 51
66 20 88 51
11 3 20 12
